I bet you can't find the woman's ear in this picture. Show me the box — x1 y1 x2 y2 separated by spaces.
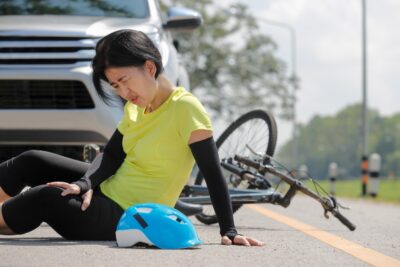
144 60 157 78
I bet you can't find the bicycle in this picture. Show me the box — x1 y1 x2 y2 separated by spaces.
178 109 356 231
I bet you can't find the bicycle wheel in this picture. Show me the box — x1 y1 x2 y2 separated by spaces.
194 109 278 224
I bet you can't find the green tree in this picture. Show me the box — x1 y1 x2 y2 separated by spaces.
376 114 400 176
277 104 400 178
162 0 291 119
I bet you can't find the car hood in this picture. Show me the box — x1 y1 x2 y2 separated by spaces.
0 15 159 37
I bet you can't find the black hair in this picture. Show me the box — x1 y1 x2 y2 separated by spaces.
92 29 164 104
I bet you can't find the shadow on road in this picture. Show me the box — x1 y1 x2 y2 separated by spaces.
0 237 114 247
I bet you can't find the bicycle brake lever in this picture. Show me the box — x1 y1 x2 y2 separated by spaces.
322 197 335 219
324 210 330 219
336 201 350 210
329 196 350 210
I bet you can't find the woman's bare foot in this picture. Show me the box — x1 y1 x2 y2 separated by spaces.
0 187 11 203
0 203 14 235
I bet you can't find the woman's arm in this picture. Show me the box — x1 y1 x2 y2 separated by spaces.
188 130 264 246
188 130 237 237
72 129 126 193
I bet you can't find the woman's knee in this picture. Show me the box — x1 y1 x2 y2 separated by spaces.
34 185 82 213
0 185 56 235
16 184 65 210
0 150 47 197
15 184 58 204
34 185 65 204
14 150 61 187
16 150 49 166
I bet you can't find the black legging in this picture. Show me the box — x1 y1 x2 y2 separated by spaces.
0 150 124 240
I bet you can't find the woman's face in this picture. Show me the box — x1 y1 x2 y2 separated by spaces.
104 61 157 108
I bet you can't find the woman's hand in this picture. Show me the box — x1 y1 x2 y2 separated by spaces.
47 182 93 211
221 235 265 247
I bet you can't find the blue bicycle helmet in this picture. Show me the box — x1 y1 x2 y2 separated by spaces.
116 203 203 249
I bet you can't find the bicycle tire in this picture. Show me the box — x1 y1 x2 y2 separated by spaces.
194 109 278 225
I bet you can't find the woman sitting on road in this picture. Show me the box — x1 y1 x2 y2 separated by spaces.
0 29 263 247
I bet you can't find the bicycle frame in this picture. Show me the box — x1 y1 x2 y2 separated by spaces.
180 154 356 231
180 185 282 205
233 155 355 230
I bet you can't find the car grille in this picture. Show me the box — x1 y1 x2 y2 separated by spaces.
0 80 95 109
0 36 97 65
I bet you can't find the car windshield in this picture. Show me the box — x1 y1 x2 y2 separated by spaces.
0 0 149 18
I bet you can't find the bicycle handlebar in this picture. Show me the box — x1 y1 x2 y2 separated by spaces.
233 155 356 231
332 210 356 231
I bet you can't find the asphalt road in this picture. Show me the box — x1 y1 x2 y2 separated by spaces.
1 196 399 267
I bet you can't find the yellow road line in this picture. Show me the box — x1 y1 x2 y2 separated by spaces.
247 204 400 267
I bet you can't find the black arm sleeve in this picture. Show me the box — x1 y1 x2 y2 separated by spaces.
189 137 238 238
72 129 126 193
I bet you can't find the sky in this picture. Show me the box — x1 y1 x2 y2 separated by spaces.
218 0 400 145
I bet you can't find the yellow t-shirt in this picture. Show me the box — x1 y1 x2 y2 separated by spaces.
100 87 213 210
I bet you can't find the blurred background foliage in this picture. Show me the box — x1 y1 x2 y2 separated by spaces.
277 104 400 178
162 0 398 179
161 0 293 120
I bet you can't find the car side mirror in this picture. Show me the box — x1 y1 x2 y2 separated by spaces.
163 7 202 31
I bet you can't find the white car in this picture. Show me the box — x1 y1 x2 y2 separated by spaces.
0 0 201 161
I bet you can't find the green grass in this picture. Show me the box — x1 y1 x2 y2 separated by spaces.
305 178 400 204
